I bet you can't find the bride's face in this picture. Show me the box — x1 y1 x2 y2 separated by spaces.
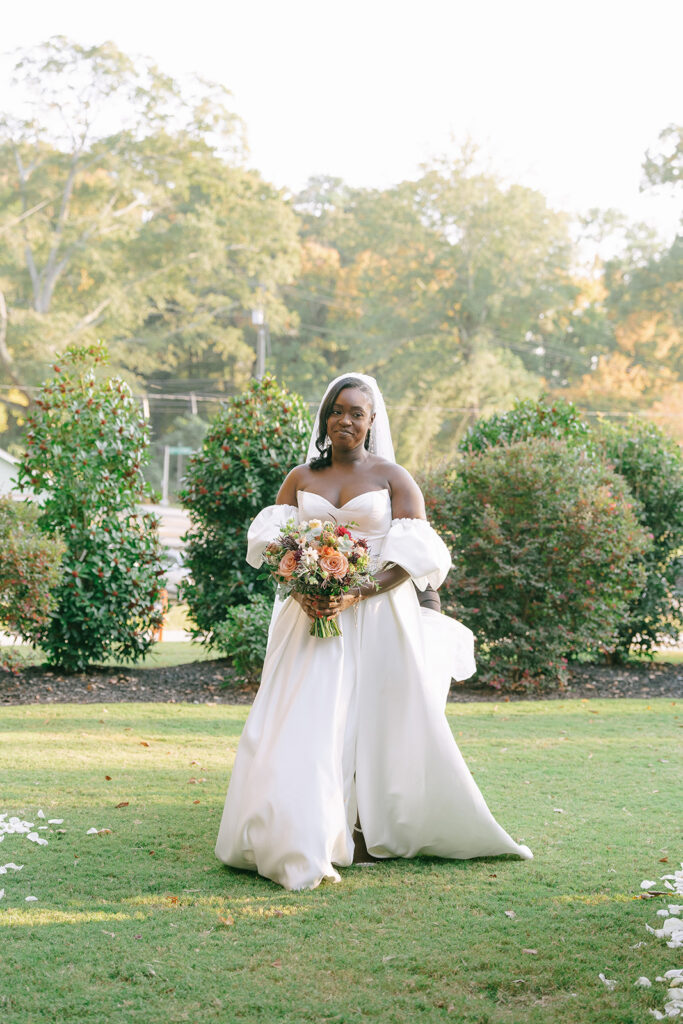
326 387 375 451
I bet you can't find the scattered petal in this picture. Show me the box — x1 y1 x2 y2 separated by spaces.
553 808 565 813
115 802 129 809
522 948 538 955
86 828 99 835
0 889 4 899
218 914 235 927
26 833 48 846
635 977 652 987
599 972 617 990
642 880 659 889
504 910 517 919
47 819 63 824
25 895 38 902
36 810 45 819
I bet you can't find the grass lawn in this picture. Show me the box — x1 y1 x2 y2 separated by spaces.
0 698 680 1023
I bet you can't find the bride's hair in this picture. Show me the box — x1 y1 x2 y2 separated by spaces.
309 376 375 471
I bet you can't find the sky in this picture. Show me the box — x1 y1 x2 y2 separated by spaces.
1 0 681 243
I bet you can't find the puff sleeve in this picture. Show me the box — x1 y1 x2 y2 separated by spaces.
380 517 452 592
246 504 299 568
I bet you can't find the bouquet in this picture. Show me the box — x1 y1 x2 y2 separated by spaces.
262 517 376 638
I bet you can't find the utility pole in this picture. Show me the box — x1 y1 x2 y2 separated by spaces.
252 284 266 379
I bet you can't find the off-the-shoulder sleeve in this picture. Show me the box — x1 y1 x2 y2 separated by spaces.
246 504 298 568
380 517 452 591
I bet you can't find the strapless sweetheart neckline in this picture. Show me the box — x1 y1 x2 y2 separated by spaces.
297 487 390 511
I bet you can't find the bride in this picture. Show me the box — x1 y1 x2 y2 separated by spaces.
215 374 533 890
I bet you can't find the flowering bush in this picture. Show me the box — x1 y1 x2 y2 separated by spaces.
16 342 165 672
594 417 683 656
0 498 64 670
424 439 650 692
459 396 594 455
179 375 311 636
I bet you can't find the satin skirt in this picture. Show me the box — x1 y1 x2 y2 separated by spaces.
214 580 532 891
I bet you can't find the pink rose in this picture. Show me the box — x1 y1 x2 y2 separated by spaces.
319 551 349 580
278 550 298 578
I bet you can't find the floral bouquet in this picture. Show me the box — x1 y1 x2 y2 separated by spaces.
262 517 376 638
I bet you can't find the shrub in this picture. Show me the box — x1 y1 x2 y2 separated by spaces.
16 342 165 672
179 375 311 636
211 594 272 684
424 438 650 692
0 498 64 669
594 417 683 655
459 396 594 455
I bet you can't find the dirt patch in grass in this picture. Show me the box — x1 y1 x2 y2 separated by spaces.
1 657 681 705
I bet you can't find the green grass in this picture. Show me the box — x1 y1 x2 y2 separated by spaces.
3 641 223 670
0 699 680 1023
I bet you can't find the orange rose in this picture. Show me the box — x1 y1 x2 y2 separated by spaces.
319 551 349 580
278 550 298 577
318 545 336 556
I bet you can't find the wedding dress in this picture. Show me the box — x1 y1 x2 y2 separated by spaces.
214 486 533 891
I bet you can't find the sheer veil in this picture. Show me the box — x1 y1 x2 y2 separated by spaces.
306 373 396 464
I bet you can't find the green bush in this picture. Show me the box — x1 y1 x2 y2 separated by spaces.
0 498 64 669
179 375 311 636
594 417 683 656
211 594 272 684
459 396 594 455
16 342 165 672
424 439 649 692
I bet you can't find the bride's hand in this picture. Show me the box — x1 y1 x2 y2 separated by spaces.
310 592 361 619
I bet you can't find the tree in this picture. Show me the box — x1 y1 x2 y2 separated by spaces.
16 342 165 671
179 375 311 634
0 37 301 435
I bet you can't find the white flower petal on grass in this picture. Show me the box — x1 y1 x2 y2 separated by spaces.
553 808 565 813
86 828 99 835
650 1010 665 1020
636 977 653 987
0 889 4 900
47 819 63 824
26 833 48 846
642 880 659 889
25 895 38 902
665 971 683 981
36 810 45 818
599 972 617 990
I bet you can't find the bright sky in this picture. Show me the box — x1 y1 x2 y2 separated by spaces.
2 0 681 242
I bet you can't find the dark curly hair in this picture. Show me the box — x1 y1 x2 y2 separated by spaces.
309 376 375 471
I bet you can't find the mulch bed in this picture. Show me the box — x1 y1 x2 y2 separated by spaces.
1 658 681 706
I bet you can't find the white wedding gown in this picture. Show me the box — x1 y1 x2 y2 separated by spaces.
214 488 533 890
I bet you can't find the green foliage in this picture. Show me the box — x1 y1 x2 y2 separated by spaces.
595 417 683 655
16 342 165 671
459 395 593 454
425 439 650 692
211 594 272 683
0 498 64 669
0 36 300 426
179 375 311 633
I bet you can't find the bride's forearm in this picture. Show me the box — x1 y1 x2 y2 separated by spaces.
355 563 409 601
